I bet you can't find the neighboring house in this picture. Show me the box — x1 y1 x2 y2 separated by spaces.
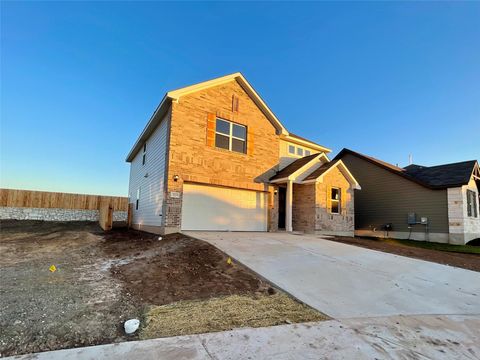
126 73 360 236
336 149 480 245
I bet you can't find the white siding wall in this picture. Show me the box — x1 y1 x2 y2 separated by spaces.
128 113 170 227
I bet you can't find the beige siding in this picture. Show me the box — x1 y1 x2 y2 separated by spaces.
341 153 449 234
279 139 319 170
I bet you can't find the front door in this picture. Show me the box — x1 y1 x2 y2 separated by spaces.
278 187 286 229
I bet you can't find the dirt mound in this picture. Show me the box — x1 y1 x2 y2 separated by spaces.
103 231 272 305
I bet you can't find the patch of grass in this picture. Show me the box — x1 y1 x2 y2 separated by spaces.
382 238 480 255
140 293 328 339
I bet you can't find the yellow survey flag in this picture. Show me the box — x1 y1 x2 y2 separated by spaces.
227 257 233 265
49 265 57 272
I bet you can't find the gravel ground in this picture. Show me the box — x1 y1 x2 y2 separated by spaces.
0 221 139 357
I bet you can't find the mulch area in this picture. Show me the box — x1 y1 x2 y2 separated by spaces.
327 236 480 272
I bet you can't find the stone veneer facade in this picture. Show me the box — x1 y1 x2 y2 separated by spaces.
163 80 280 233
292 166 355 236
0 207 127 222
447 177 480 244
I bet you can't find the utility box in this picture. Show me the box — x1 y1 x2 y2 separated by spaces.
420 217 428 225
407 213 416 225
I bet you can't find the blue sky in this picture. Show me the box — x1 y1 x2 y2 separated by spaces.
1 2 479 196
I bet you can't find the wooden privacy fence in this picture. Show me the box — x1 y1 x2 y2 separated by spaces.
0 188 128 211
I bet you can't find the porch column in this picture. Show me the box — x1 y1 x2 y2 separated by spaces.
286 180 293 232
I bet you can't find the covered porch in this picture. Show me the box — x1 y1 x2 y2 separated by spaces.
270 154 361 234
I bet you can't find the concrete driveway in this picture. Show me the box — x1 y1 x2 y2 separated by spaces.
186 232 480 319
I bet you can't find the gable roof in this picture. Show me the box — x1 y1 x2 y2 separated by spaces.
304 160 339 181
335 148 478 189
270 154 320 181
302 159 361 189
167 73 287 135
126 73 329 162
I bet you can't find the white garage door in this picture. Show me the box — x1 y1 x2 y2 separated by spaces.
181 183 268 231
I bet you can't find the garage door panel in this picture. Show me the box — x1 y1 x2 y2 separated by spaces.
181 183 267 231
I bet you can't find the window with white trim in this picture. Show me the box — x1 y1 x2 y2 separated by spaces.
288 145 295 154
215 118 247 154
297 147 304 156
467 189 478 217
330 187 341 214
136 188 140 210
305 150 311 156
142 143 147 165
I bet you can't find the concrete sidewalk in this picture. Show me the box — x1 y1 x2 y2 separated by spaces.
8 315 480 360
187 231 480 319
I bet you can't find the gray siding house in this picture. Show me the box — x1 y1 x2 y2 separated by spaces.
336 149 480 245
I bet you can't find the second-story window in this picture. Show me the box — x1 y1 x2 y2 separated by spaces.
215 118 247 154
142 143 147 165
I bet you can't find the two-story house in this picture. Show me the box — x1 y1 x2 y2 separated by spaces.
126 73 360 235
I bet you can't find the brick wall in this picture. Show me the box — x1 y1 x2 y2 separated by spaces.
164 79 280 232
292 184 316 232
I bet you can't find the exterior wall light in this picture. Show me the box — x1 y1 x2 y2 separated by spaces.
173 175 180 182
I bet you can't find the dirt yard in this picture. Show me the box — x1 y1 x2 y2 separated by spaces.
0 221 325 357
328 236 480 272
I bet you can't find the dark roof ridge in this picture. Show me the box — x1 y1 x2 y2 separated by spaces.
335 148 477 189
404 159 477 170
269 153 320 181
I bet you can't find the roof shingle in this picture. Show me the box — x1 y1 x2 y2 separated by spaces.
270 154 319 181
335 148 478 189
304 160 339 181
404 161 477 188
